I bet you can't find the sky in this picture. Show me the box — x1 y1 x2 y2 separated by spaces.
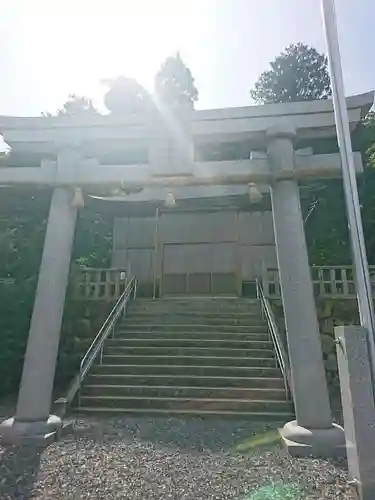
0 0 374 117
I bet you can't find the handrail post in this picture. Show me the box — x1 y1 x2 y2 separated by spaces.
128 262 132 286
257 279 265 320
77 372 83 411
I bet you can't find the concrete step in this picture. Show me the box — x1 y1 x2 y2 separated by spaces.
128 310 262 317
132 298 259 303
79 395 293 413
129 304 261 314
126 312 263 323
86 374 286 389
123 315 264 326
101 355 277 367
109 333 270 344
91 364 282 378
116 324 268 334
105 346 274 358
78 296 290 420
81 384 287 400
77 407 292 421
103 353 276 368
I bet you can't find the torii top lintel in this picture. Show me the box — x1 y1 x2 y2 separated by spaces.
0 92 373 189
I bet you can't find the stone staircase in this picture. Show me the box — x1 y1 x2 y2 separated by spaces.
79 298 294 419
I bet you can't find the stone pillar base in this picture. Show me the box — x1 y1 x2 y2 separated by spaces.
279 420 346 458
0 415 62 446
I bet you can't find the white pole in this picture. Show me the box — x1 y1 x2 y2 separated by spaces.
321 0 375 386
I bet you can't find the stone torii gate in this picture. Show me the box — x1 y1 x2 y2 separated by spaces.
0 92 372 456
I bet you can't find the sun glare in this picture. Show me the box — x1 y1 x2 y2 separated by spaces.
2 0 207 116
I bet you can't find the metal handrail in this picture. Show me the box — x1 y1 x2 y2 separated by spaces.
256 278 292 401
80 278 135 376
54 274 137 416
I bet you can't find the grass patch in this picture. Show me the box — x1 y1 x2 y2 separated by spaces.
242 482 301 500
234 430 281 453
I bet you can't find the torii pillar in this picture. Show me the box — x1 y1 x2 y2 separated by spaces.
267 124 345 457
0 149 82 443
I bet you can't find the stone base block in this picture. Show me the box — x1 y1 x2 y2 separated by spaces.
279 420 346 458
0 415 63 446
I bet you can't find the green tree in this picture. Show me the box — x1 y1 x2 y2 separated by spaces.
354 113 375 261
354 112 375 168
0 150 10 166
0 189 50 396
249 43 349 266
250 43 331 104
103 76 152 115
155 52 198 109
303 179 351 265
43 94 98 117
302 113 375 266
57 94 98 116
0 187 114 397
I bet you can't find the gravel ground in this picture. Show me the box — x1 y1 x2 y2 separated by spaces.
0 414 356 500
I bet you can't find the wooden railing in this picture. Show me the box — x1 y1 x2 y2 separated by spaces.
74 268 128 301
263 266 375 299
